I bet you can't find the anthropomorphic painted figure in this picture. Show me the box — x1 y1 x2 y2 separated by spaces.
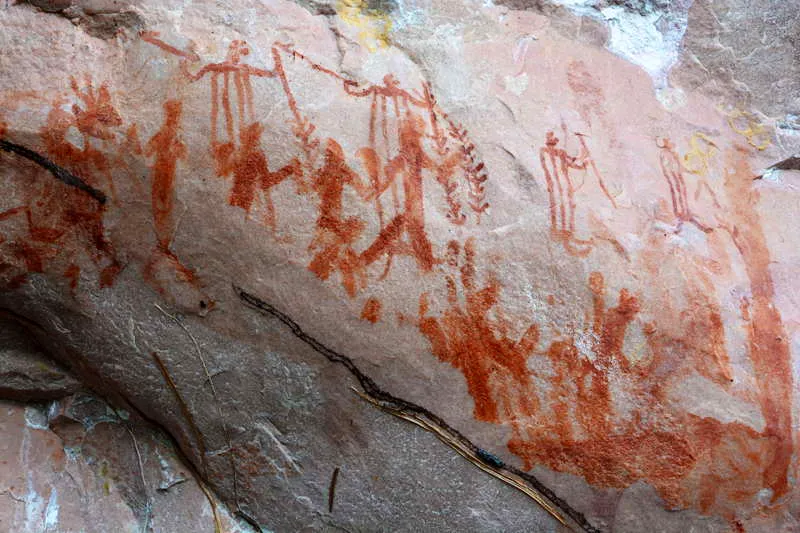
308 139 371 296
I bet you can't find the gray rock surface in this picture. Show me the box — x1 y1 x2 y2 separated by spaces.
0 316 81 401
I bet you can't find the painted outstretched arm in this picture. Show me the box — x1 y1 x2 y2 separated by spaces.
575 134 617 208
356 147 387 202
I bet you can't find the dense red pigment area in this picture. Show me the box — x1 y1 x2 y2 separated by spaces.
1 77 122 289
360 297 382 323
418 228 794 520
419 238 538 423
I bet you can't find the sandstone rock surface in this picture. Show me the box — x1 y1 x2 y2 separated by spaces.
1 0 799 531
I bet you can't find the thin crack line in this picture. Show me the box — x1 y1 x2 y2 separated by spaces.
197 479 224 533
122 415 153 533
153 303 240 509
151 350 210 476
234 285 601 533
350 386 567 525
0 138 107 204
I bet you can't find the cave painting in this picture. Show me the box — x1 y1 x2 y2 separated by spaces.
360 296 382 323
141 34 303 232
142 99 205 296
0 30 794 528
307 138 372 296
538 127 617 256
274 44 489 284
418 238 539 430
143 35 490 297
418 229 793 520
0 76 123 290
656 137 714 233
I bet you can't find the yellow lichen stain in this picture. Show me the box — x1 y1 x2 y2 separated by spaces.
682 132 723 208
723 107 771 150
683 132 718 176
99 461 111 495
336 0 392 51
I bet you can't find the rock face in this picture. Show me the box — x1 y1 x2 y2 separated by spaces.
0 0 799 531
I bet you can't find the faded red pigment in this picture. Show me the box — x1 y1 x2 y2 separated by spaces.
657 137 712 232
538 127 617 256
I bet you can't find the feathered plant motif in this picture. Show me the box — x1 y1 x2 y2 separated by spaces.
422 83 489 224
448 120 489 222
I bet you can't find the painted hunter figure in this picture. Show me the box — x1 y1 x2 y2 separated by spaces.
307 138 372 297
141 34 491 299
656 136 713 232
141 34 302 232
271 44 490 292
538 128 617 256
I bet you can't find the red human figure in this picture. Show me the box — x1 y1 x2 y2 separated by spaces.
308 139 371 296
142 35 298 229
146 100 186 250
142 99 209 298
656 137 711 233
273 44 488 280
188 42 302 229
213 121 301 230
539 130 591 255
538 129 616 256
182 41 273 150
141 35 273 135
359 113 438 273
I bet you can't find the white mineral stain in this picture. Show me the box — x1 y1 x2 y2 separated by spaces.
549 1 693 96
391 0 427 31
504 72 529 96
22 425 45 532
668 372 766 432
43 488 59 531
23 405 48 430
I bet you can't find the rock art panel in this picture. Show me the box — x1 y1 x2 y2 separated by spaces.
1 0 799 531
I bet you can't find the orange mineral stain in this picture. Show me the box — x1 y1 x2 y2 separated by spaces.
722 146 793 501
